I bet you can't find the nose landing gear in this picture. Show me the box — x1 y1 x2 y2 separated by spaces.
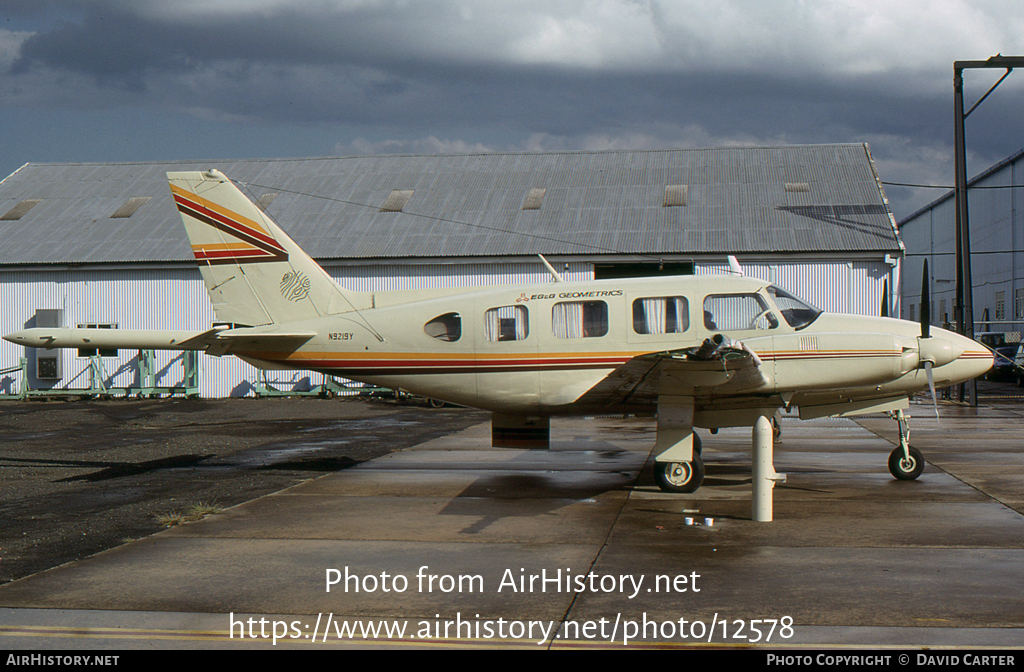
887 409 925 480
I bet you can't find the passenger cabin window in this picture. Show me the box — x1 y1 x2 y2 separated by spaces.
633 297 689 334
484 305 529 342
552 301 608 339
424 312 461 342
702 294 778 332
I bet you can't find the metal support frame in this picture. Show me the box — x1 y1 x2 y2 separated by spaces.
0 350 199 400
0 358 29 400
87 354 110 395
252 370 352 399
953 55 1024 406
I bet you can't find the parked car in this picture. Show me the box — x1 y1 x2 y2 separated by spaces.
988 344 1019 381
1015 344 1024 387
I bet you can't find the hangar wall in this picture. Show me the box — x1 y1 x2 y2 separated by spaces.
899 147 1024 338
0 258 896 398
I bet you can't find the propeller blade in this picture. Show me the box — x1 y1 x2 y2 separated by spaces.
920 259 930 339
925 360 939 420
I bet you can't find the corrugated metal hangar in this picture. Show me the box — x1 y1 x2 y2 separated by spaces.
0 144 903 398
899 147 1024 340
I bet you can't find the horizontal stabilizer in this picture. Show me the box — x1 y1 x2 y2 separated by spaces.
3 327 224 351
205 329 316 356
3 326 315 354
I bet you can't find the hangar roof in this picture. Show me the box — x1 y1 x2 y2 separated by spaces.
0 144 901 266
897 145 1024 228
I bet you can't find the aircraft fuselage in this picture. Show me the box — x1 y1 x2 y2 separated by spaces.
223 274 992 424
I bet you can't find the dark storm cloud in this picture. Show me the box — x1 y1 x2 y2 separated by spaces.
6 1 1020 137
4 1 1024 219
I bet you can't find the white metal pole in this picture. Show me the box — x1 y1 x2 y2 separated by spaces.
752 415 775 522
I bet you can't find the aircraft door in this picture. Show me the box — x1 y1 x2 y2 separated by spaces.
474 297 540 411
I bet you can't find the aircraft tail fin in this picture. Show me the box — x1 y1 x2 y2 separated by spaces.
168 170 366 327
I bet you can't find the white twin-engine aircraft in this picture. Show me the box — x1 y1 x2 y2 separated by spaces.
5 170 993 494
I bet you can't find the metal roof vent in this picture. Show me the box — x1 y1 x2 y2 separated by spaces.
663 185 688 207
379 189 415 212
785 182 811 193
110 197 152 219
257 193 278 211
1 199 43 221
522 188 546 210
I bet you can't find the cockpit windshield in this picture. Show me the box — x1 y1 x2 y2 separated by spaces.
766 285 821 330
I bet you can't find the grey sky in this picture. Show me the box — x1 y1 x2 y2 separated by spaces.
4 0 1024 220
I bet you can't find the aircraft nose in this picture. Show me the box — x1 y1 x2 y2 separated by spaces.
939 333 994 384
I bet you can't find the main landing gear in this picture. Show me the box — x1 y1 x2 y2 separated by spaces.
654 434 704 493
887 409 925 480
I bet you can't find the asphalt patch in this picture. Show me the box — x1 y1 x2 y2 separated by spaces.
0 396 487 584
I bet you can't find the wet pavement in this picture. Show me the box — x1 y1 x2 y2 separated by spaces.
0 397 487 584
1 399 1023 649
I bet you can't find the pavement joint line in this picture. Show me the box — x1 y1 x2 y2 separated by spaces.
852 416 1024 522
0 625 227 641
549 442 653 651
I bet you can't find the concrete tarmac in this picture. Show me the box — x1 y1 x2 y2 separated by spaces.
2 401 1023 650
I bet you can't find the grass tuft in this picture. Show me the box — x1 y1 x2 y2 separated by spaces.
154 511 187 528
155 501 222 527
185 501 222 521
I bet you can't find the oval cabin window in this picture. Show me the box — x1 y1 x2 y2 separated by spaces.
424 313 462 342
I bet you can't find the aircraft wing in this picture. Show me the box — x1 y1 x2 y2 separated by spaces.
575 337 770 408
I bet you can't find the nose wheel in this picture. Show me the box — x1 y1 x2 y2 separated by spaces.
888 446 925 480
887 408 925 480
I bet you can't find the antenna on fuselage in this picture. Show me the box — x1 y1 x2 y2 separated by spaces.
727 255 744 276
538 254 564 282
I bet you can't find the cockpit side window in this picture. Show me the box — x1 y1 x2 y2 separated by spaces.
702 293 778 332
424 312 462 342
766 285 822 330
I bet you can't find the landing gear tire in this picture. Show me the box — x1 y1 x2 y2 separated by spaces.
888 446 925 481
693 432 702 456
655 453 705 493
